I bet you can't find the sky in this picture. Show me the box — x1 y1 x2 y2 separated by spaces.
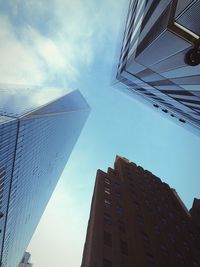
0 0 200 267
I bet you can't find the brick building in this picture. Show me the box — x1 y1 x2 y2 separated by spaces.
81 156 200 267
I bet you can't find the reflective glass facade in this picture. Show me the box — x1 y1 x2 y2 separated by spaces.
0 90 90 267
117 0 200 134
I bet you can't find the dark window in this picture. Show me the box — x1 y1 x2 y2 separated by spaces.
137 215 144 225
193 261 200 267
104 199 111 208
104 213 112 225
154 226 160 235
120 240 128 255
183 241 190 251
131 190 136 196
119 221 125 232
115 191 121 198
160 244 168 256
153 104 159 108
189 232 195 240
104 231 112 247
142 232 149 242
147 253 156 267
181 220 187 226
114 182 120 188
176 252 184 263
116 206 123 215
134 201 140 210
169 235 175 243
157 206 161 212
179 118 186 123
103 258 112 267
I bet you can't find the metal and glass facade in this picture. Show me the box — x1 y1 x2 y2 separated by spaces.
0 89 90 267
117 0 200 134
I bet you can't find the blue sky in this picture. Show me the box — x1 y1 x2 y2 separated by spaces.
0 0 200 266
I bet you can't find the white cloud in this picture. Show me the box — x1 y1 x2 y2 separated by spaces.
0 16 45 85
0 0 126 87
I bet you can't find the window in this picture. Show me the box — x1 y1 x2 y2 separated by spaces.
179 118 186 123
131 190 136 196
115 191 121 198
161 218 167 225
119 221 125 232
147 253 156 267
137 215 144 225
142 232 149 242
181 220 187 225
104 213 112 225
104 231 112 247
103 259 112 267
193 261 200 267
160 244 168 256
104 199 111 208
133 201 140 210
114 182 120 188
105 178 110 185
154 226 160 235
157 206 161 212
183 241 190 251
105 187 110 195
116 206 123 215
120 240 128 255
153 104 159 108
189 232 195 240
169 234 175 243
176 252 184 263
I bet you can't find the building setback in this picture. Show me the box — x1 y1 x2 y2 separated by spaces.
116 0 200 134
81 156 200 267
0 89 90 267
18 252 33 267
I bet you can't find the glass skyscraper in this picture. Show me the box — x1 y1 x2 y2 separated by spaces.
0 88 90 267
117 0 200 134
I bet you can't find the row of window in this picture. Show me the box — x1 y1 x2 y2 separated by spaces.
104 231 128 255
104 213 125 232
103 253 156 267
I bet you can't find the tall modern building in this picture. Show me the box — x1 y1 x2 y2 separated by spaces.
81 156 200 267
116 0 200 134
0 88 90 267
18 252 32 267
